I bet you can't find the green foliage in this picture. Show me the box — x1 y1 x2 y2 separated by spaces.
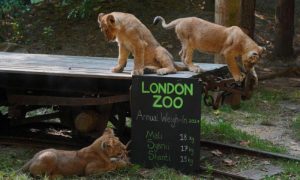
0 0 28 43
0 0 22 15
67 0 106 19
42 26 55 50
42 26 54 38
0 0 29 17
10 21 24 43
30 0 44 4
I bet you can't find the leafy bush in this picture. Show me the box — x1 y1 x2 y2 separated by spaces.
0 0 29 17
67 0 106 19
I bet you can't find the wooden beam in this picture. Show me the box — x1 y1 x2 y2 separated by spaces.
7 94 130 106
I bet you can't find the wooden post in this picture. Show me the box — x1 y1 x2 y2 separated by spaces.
214 0 241 64
240 0 256 38
274 0 295 57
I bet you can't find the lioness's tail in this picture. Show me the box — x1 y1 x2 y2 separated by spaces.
153 16 180 30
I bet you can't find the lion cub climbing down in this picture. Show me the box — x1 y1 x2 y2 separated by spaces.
20 128 130 178
98 12 186 75
153 16 265 82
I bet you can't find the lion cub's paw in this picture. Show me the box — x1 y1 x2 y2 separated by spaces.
112 65 125 73
131 69 144 75
233 73 246 82
156 68 169 75
188 65 202 73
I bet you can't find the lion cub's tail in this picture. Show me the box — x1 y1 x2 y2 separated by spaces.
15 159 33 174
144 64 187 74
174 63 188 71
153 16 180 30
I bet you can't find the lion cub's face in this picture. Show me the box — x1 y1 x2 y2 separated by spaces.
98 13 117 42
97 128 128 160
101 137 127 159
243 46 265 72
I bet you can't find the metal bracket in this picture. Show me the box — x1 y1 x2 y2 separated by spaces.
200 67 255 110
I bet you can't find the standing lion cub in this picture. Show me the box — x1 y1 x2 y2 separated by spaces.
20 128 130 179
98 12 186 75
154 16 265 82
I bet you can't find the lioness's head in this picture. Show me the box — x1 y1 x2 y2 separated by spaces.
242 46 265 72
98 13 117 42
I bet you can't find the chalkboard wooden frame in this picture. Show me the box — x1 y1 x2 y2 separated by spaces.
131 75 201 173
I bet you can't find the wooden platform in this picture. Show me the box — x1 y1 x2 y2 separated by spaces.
0 52 226 79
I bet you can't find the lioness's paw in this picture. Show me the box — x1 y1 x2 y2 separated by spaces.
131 69 144 75
112 65 124 73
189 65 202 73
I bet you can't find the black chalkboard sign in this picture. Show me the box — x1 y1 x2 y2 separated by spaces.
131 76 201 173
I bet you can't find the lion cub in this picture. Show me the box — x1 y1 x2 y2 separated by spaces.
154 16 265 82
20 128 129 178
98 12 186 75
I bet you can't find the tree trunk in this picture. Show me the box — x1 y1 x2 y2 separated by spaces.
215 0 241 26
214 0 241 63
274 0 294 57
240 0 256 38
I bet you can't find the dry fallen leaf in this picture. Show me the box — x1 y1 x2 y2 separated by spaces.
139 168 151 177
166 44 173 49
262 160 271 165
240 140 250 146
223 158 236 166
211 149 223 157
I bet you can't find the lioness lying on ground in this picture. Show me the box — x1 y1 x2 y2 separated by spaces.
153 16 265 82
20 128 130 179
98 12 186 75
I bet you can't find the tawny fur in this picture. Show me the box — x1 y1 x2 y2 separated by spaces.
98 12 187 76
20 128 129 179
153 16 265 82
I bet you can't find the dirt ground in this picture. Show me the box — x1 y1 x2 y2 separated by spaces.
238 77 300 156
1 0 300 157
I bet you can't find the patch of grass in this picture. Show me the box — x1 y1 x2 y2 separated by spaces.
202 87 295 125
292 90 300 99
0 146 36 180
0 172 33 180
239 88 286 113
265 160 300 180
201 120 286 153
0 148 33 172
292 115 300 140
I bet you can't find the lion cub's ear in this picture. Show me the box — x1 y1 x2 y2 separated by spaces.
101 139 112 150
258 46 266 54
98 13 105 25
103 128 115 135
106 15 115 25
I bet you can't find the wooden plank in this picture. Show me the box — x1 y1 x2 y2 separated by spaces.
0 52 226 79
7 94 130 106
